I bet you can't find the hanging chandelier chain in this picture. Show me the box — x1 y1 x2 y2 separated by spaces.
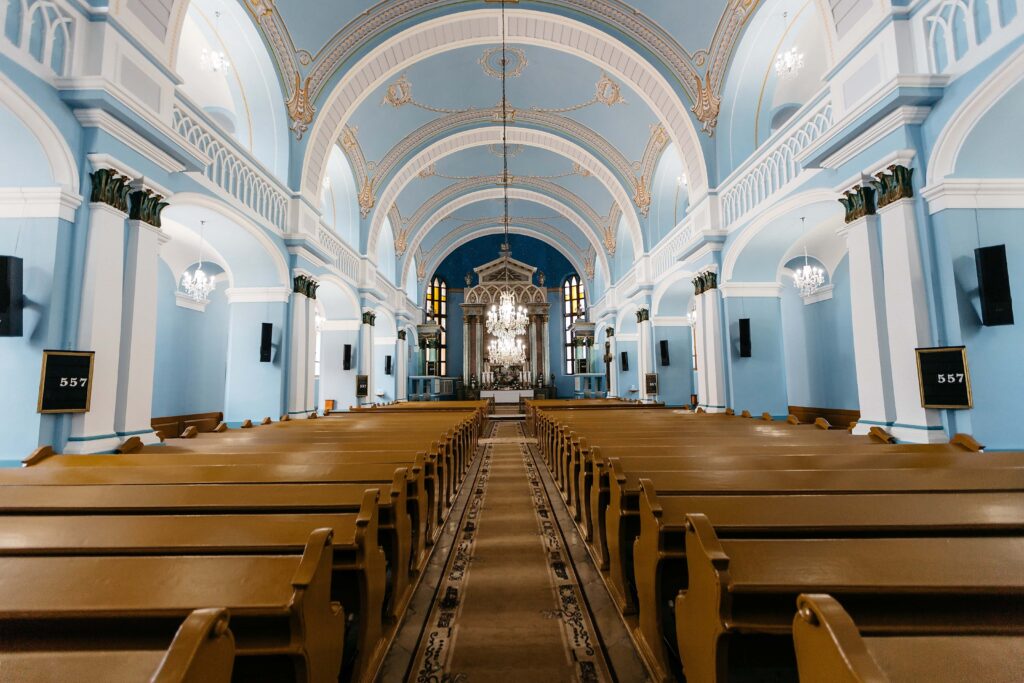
500 0 510 243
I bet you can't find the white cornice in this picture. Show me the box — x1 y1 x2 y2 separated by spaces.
175 292 209 312
921 179 1024 213
802 284 835 305
321 319 360 331
77 110 186 175
226 287 291 304
720 282 784 298
818 106 930 171
832 148 919 193
0 187 82 222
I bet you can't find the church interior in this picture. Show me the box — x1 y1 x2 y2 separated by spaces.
1 0 1023 680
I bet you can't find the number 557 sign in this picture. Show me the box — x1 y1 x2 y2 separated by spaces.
37 350 95 414
915 346 973 410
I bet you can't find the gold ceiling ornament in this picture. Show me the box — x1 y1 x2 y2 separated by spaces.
418 164 437 179
243 0 274 20
603 224 617 256
489 143 523 158
479 46 528 78
572 162 591 177
649 123 669 148
394 225 410 256
340 125 359 150
491 103 517 122
383 74 414 107
416 254 427 281
583 248 596 280
286 73 315 139
691 70 721 137
358 178 376 218
632 175 652 217
595 73 626 106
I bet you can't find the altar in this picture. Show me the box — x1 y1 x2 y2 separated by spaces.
482 389 535 405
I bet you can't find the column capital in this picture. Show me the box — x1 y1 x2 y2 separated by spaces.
397 329 407 341
362 310 377 326
89 168 131 213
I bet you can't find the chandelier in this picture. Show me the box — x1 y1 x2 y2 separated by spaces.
487 289 528 338
180 220 217 303
687 298 698 326
488 335 526 367
200 12 231 74
792 217 824 297
774 13 804 80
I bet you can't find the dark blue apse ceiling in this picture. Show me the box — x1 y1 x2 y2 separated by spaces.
432 234 577 288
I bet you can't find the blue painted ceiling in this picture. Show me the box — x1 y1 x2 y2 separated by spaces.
433 234 578 290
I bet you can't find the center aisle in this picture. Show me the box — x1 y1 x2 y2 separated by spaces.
406 421 614 682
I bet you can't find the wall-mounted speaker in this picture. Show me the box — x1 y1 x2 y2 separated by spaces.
659 339 670 366
385 355 393 376
259 323 273 363
0 256 23 337
739 318 752 358
343 344 353 371
620 351 629 372
976 245 1014 326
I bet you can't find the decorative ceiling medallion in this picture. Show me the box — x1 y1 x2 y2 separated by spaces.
632 176 652 217
286 73 315 139
394 226 410 256
595 73 626 106
584 248 596 280
572 163 591 177
480 46 528 79
603 225 617 256
358 178 376 218
418 164 437 179
692 71 721 137
489 144 523 158
383 75 413 107
340 125 359 150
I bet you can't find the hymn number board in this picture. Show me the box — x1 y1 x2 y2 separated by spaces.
916 346 973 409
38 350 95 413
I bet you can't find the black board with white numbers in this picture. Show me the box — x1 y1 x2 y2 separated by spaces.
38 350 95 413
916 346 972 409
356 374 369 398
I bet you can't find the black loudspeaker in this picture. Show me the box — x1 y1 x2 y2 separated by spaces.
343 344 353 371
385 355 393 376
739 318 752 358
0 256 23 337
620 351 629 372
976 245 1014 326
259 323 273 363
659 339 670 366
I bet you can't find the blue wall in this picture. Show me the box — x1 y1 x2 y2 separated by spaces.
152 262 229 418
725 296 789 417
222 300 287 424
654 325 694 406
432 234 576 286
780 257 859 410
446 290 465 378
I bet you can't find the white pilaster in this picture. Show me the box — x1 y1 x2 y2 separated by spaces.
879 198 946 442
843 214 897 434
396 333 409 401
696 288 727 412
607 330 619 397
113 220 162 444
638 311 656 402
286 289 309 416
360 310 375 405
304 297 317 412
541 314 551 382
66 202 127 453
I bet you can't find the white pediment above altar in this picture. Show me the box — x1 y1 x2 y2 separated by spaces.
464 245 548 307
474 245 537 285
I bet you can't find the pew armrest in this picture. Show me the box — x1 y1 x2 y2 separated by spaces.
151 608 235 683
22 445 55 467
950 433 984 452
793 594 887 683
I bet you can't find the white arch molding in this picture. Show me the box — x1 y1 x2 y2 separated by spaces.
652 267 697 315
928 43 1024 182
167 192 291 287
0 71 79 192
368 126 644 260
400 187 610 285
316 273 362 319
419 224 592 294
721 188 839 282
301 9 708 207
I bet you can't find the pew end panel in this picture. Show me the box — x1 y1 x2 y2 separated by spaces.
22 445 55 466
286 527 347 683
793 594 887 683
606 457 641 614
152 608 235 683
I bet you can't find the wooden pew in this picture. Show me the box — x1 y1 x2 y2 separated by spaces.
0 489 387 683
793 594 1024 683
676 514 1024 682
633 488 1024 681
0 607 235 683
0 529 345 682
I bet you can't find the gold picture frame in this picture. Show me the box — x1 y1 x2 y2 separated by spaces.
915 346 973 410
37 350 95 414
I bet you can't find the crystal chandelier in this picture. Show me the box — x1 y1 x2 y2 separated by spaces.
687 298 698 326
792 217 825 297
200 12 231 74
774 13 804 80
488 335 526 367
180 220 217 303
486 289 528 338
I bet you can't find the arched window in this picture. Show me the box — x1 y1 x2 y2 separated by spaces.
426 276 448 376
563 274 586 375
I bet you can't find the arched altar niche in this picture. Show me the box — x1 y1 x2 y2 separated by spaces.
462 246 551 390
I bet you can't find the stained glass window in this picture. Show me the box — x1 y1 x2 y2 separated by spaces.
426 276 448 376
563 274 586 375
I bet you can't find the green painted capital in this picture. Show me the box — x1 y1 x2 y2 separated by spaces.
90 169 131 213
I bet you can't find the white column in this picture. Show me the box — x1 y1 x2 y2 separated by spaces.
66 202 127 453
842 214 897 434
540 314 551 382
113 219 163 444
396 331 409 401
286 287 309 416
696 288 727 412
359 310 375 405
638 309 656 402
606 329 618 397
462 315 470 381
879 198 946 442
304 297 316 412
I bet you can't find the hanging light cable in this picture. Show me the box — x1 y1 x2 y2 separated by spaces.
181 219 216 303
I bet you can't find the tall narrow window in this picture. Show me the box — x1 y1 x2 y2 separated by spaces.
426 276 448 376
563 274 586 374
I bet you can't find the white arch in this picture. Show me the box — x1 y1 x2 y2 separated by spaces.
652 267 697 315
169 192 290 286
301 9 708 207
0 71 78 192
929 43 1024 182
369 126 643 259
721 188 839 282
316 273 361 318
401 187 610 284
419 224 592 293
